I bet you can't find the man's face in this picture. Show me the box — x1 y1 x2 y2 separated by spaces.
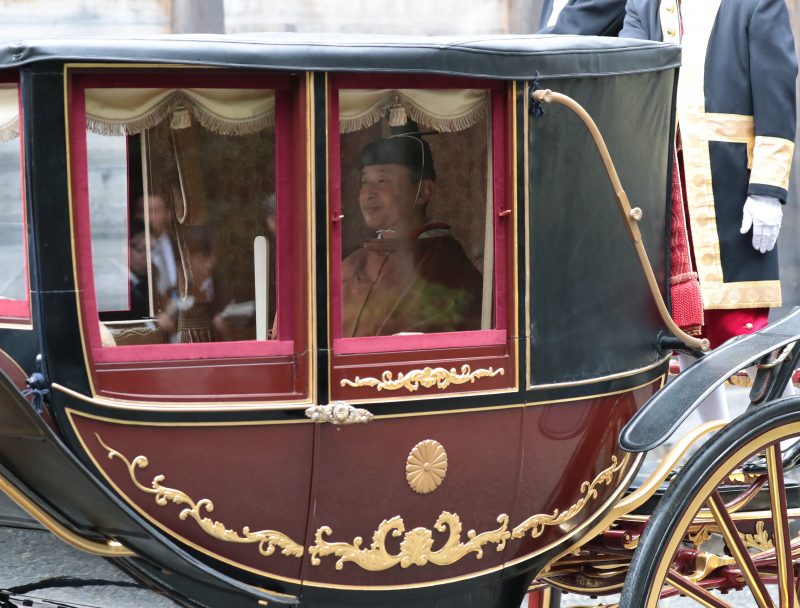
358 164 418 231
148 195 171 236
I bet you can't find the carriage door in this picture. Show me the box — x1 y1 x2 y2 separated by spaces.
66 68 314 585
300 76 521 587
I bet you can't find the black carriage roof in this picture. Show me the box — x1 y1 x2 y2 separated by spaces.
0 33 680 80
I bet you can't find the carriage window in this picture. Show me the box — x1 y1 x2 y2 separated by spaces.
0 83 29 321
83 86 277 347
336 88 496 341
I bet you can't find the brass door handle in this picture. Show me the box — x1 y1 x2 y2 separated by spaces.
305 401 373 424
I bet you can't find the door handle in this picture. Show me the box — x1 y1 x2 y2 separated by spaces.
305 401 373 424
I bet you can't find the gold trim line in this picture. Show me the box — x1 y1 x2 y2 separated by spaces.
0 468 134 557
52 382 312 412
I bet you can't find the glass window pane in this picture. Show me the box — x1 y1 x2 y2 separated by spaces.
86 87 277 347
0 84 26 304
339 89 491 338
87 130 129 313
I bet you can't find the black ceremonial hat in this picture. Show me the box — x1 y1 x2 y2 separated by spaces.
360 120 436 182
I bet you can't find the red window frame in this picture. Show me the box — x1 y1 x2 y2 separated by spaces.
328 74 510 355
0 72 31 324
68 71 299 365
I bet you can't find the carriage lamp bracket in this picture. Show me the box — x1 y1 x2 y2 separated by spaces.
532 88 709 352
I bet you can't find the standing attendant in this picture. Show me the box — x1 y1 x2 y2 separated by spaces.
620 0 797 419
536 0 797 421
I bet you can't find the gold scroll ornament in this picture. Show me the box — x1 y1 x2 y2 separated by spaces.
512 454 630 540
96 434 304 558
97 438 629 572
309 512 511 571
340 364 504 392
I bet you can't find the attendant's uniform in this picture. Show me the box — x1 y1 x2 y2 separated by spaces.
341 223 483 338
538 0 626 35
621 0 797 346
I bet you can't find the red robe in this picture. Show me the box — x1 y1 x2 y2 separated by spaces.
342 226 483 338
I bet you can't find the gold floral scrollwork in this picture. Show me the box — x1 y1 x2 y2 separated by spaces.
340 365 505 392
406 440 448 494
512 454 630 540
688 524 717 548
742 521 773 551
95 434 304 559
309 512 511 571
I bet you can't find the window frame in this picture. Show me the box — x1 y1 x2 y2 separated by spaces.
327 74 511 356
0 72 32 325
327 74 518 403
68 69 303 369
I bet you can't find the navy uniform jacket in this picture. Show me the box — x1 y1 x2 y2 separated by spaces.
538 0 626 35
622 0 797 310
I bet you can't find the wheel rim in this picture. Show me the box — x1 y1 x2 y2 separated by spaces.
620 395 800 608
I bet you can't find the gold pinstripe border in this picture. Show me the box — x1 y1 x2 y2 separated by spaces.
54 373 663 415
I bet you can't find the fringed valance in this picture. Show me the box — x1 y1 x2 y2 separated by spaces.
339 89 489 133
85 88 276 136
0 87 19 142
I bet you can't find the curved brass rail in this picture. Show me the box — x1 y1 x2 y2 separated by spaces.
532 89 709 352
0 469 135 557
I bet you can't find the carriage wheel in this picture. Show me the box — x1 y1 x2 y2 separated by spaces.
620 395 800 607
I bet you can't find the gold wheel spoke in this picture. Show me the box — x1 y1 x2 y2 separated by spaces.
765 444 798 608
707 491 775 608
666 570 733 608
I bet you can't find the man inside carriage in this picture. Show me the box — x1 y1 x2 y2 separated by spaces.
341 122 484 337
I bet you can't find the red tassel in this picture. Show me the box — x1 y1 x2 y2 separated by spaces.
671 272 704 336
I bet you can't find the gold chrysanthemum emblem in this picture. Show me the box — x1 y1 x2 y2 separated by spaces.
406 440 448 494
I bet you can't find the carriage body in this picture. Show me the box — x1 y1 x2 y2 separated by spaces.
0 34 686 607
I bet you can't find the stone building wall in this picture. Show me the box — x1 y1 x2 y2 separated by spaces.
0 0 520 37
0 0 169 36
223 0 511 35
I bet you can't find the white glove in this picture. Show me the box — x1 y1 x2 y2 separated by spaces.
740 195 783 253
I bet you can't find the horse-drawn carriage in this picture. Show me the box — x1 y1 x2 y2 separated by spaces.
0 32 798 608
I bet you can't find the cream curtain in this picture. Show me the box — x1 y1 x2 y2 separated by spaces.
0 87 19 142
339 89 489 133
85 88 276 136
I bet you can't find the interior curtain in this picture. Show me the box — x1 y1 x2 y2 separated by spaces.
85 88 276 136
339 89 488 133
0 87 19 142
